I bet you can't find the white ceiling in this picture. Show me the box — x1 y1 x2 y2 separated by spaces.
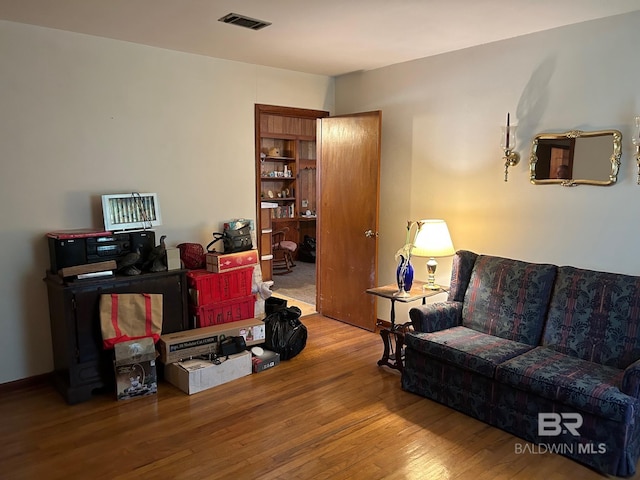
2 0 640 76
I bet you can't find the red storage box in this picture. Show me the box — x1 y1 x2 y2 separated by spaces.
187 268 253 306
190 295 256 328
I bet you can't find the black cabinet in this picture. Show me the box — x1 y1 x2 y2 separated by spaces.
44 270 188 404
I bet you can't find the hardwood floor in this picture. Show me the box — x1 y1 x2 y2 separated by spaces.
0 314 629 479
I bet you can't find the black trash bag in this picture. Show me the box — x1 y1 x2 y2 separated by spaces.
298 235 316 263
263 306 307 360
265 296 288 316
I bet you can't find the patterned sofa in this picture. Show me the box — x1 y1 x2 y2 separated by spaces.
401 250 640 477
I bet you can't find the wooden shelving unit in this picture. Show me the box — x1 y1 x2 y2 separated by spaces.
255 105 329 281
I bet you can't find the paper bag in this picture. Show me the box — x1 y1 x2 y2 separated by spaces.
100 293 163 349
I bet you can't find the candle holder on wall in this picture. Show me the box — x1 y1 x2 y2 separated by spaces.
632 116 640 184
501 118 520 182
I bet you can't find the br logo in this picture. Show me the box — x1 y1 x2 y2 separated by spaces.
538 412 583 436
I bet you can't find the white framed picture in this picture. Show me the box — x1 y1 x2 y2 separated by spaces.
101 193 162 231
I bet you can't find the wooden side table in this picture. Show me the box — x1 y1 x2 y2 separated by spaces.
366 281 447 372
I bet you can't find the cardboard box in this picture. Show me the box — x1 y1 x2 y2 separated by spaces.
165 350 252 395
114 337 158 401
166 247 181 270
58 260 117 278
206 250 259 273
252 349 280 373
157 318 266 364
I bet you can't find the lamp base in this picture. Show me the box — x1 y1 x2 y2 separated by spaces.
425 257 440 291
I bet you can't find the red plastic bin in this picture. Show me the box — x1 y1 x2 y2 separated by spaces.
190 295 256 328
187 267 253 306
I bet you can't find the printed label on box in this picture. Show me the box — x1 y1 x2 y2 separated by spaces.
158 318 266 364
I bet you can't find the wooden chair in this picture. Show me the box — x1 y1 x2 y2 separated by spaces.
272 228 297 275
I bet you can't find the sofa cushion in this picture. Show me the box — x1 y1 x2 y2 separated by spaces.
404 326 534 378
543 266 640 370
447 250 478 302
462 255 557 345
496 346 636 423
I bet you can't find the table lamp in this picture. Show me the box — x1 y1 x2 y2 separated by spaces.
411 219 455 290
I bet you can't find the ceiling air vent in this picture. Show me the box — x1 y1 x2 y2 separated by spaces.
218 13 272 31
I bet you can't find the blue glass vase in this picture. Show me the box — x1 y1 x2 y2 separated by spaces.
396 255 414 292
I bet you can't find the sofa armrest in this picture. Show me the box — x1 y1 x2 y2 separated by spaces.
622 359 640 397
409 301 463 333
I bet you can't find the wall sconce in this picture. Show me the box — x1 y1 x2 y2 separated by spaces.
633 116 640 184
411 219 455 290
501 113 520 182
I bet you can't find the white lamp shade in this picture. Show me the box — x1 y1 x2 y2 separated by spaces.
412 219 455 258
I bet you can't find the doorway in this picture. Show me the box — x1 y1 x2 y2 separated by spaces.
254 105 328 313
255 106 382 329
270 260 316 313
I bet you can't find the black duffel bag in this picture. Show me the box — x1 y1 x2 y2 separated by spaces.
298 235 316 263
263 306 307 360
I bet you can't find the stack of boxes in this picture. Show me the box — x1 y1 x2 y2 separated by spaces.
158 249 281 395
158 313 274 395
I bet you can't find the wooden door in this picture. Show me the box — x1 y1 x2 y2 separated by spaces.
316 111 381 331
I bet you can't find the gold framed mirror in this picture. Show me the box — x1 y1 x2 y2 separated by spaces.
529 129 621 186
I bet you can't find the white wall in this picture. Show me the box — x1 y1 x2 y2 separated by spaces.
335 12 640 322
4 12 640 384
0 20 334 384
